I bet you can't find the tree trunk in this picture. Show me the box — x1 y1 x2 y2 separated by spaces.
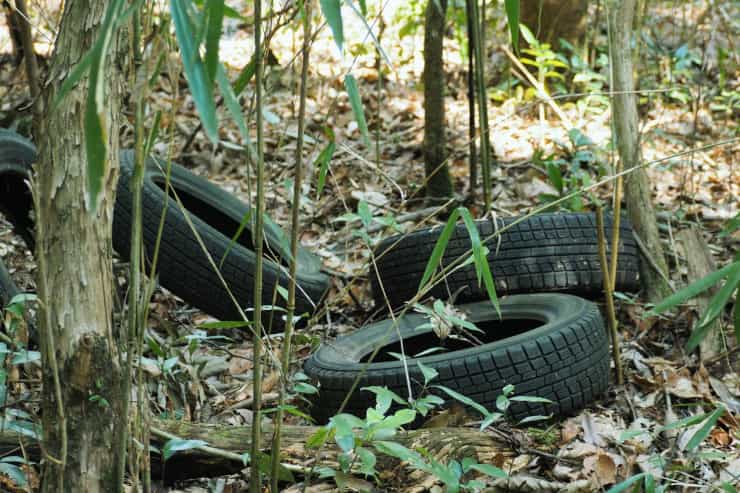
33 0 124 491
677 228 722 360
423 0 453 202
607 0 671 302
520 0 589 47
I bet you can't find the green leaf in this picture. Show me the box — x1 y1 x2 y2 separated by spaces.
216 63 252 150
519 23 536 46
343 74 371 147
459 208 499 315
546 162 563 193
658 412 708 432
357 0 367 15
468 463 507 479
84 0 127 211
419 209 461 292
144 110 162 157
219 209 252 268
320 0 344 53
10 350 40 365
0 463 27 487
685 405 725 451
373 408 416 431
509 395 553 404
363 386 406 415
346 0 392 69
373 440 425 467
479 412 504 431
162 439 207 460
686 264 740 352
504 0 520 53
315 140 336 198
171 0 218 143
52 50 95 110
733 286 740 342
432 385 490 418
357 200 372 228
606 473 648 493
199 320 251 329
204 0 224 82
233 55 256 95
306 426 332 449
417 360 438 385
646 262 739 317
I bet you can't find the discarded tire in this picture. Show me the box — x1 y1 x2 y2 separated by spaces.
371 213 639 308
0 129 330 325
113 151 330 326
303 293 609 424
0 129 36 249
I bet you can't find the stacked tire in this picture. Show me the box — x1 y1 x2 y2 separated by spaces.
304 212 640 423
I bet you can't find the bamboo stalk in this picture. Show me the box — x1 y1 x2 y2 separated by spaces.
469 0 491 210
250 0 266 490
596 206 623 385
269 1 313 491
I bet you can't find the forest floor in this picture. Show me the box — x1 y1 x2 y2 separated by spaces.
0 1 738 491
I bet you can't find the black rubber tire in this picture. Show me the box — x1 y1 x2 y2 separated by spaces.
0 257 19 309
371 212 639 308
0 129 36 249
113 151 330 326
0 129 330 326
303 293 609 424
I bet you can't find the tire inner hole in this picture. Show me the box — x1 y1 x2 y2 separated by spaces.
364 317 544 362
152 177 285 264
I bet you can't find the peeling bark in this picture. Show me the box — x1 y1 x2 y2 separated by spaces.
33 0 125 491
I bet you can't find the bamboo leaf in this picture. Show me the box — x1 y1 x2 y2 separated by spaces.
320 0 344 53
645 261 739 317
171 0 219 143
606 473 648 493
315 140 336 198
504 0 520 53
418 209 461 292
685 405 725 451
343 74 371 147
204 0 225 82
546 162 563 193
233 55 257 94
216 63 250 145
459 208 499 315
144 110 162 157
163 439 208 460
85 0 126 211
734 286 740 342
346 0 393 69
686 264 740 352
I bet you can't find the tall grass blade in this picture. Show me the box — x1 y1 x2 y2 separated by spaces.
344 74 371 147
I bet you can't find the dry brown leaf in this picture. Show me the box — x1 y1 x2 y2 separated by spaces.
665 368 703 399
583 453 617 486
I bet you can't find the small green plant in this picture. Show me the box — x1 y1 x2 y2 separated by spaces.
536 128 604 212
559 39 609 116
646 214 739 352
309 383 508 492
2 293 37 341
518 24 569 97
613 405 728 493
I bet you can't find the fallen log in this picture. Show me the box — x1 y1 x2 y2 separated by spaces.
1 419 514 483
